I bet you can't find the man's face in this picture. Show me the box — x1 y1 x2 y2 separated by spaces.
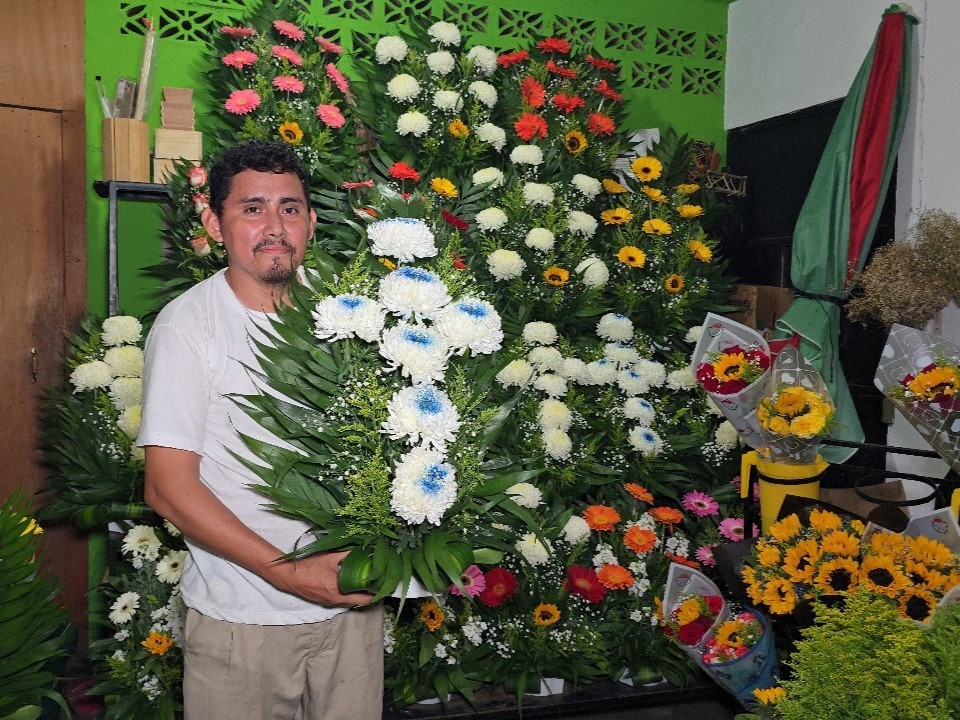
202 169 315 292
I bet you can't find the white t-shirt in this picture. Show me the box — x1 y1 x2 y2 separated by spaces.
137 268 343 625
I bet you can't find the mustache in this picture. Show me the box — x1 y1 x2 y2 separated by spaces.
252 237 295 253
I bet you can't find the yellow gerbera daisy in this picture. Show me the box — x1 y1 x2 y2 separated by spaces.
676 183 700 195
642 218 672 235
688 240 712 262
769 514 802 543
676 597 701 626
430 177 458 198
448 119 469 138
631 155 663 181
664 274 684 293
601 207 634 225
533 603 561 627
564 130 587 155
813 556 859 594
278 121 304 145
762 577 798 614
677 204 704 219
543 266 570 286
642 185 668 203
860 555 909 598
603 178 627 194
617 246 646 267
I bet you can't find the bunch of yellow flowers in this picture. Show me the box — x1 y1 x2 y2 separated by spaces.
757 386 834 438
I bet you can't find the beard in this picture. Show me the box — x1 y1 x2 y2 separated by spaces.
253 238 297 285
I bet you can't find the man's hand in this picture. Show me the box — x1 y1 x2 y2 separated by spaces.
265 550 375 608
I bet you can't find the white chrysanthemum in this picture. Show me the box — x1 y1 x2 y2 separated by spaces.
496 359 534 387
432 90 463 112
122 525 160 558
715 420 740 449
378 266 451 319
386 73 421 101
426 50 456 75
70 360 113 392
563 515 591 543
467 80 497 108
567 210 598 237
381 384 461 451
130 446 145 462
313 294 387 342
118 405 141 439
522 321 557 346
506 482 542 509
109 591 140 625
515 532 551 566
534 372 567 397
432 298 503 355
585 359 617 386
467 45 497 75
510 144 543 166
476 122 507 151
397 110 431 137
576 256 609 287
486 249 525 280
156 550 187 584
104 346 144 378
684 325 703 344
543 427 573 460
604 344 640 367
109 376 142 411
596 313 634 342
522 182 554 206
390 446 458 525
629 426 664 457
571 174 602 199
378 324 450 384
538 399 572 431
528 346 564 372
559 357 589 383
617 369 650 396
666 366 697 390
624 397 656 425
476 207 509 232
427 21 461 46
524 227 555 252
101 315 142 346
472 167 504 188
634 359 667 388
375 35 408 63
367 217 437 263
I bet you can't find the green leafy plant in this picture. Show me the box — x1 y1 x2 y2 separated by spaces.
925 602 960 719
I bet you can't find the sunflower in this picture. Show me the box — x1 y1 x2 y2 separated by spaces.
642 185 668 203
278 121 304 145
814 557 859 594
617 246 646 267
533 603 561 627
790 412 826 437
688 240 712 262
712 352 747 381
675 597 702 626
766 416 790 434
601 207 634 225
677 204 704 219
869 531 908 558
768 513 802 543
762 577 798 614
756 542 781 568
430 177 458 198
907 365 960 400
713 620 745 648
420 600 445 631
597 564 634 589
641 218 672 235
603 178 627 194
448 119 469 138
774 387 809 417
907 535 955 567
631 155 663 181
543 266 570 286
564 130 587 154
664 274 684 293
741 566 765 605
860 555 909 598
754 687 787 706
905 559 948 592
899 588 937 623
784 538 822 583
820 530 860 557
624 482 654 503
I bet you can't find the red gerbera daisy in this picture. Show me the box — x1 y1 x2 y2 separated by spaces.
566 565 607 604
520 77 545 108
478 567 519 607
552 93 585 113
497 50 530 68
594 80 623 102
587 112 615 136
514 112 548 141
537 37 571 54
441 210 468 230
389 161 420 182
545 60 577 78
586 54 618 71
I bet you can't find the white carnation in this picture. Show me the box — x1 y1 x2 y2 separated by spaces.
367 217 437 263
472 167 504 188
391 446 458 525
585 359 617 386
101 316 142 346
543 427 573 460
510 144 543 166
486 249 525 280
426 51 456 75
685 325 704 344
715 420 740 449
634 359 667 388
382 384 461 451
155 550 187 584
522 321 557 346
506 482 542 509
629 426 664 457
567 210 598 237
109 591 140 625
496 359 533 387
109 376 142 411
375 35 408 64
576 256 609 287
467 80 497 108
624 397 656 425
524 227 555 252
476 123 507 151
515 532 551 566
117 405 141 439
378 266 451 319
476 207 508 232
433 90 463 112
666 366 697 390
522 182 554 206
104 346 144 378
432 298 503 355
533 372 567 397
571 174 602 199
563 515 591 543
378 324 450 384
386 73 421 101
559 357 589 383
313 294 387 342
538 399 572 431
605 344 640 367
617 369 650 396
528 346 564 372
467 45 498 75
397 110 431 137
596 313 634 342
70 360 113 392
427 21 461 46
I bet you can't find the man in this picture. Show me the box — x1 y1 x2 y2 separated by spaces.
139 140 381 720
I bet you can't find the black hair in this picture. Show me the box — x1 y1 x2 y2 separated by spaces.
207 140 311 216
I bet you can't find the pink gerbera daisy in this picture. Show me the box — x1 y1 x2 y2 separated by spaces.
271 45 303 67
272 75 305 94
718 517 744 542
316 104 345 128
696 545 717 566
682 490 719 518
316 36 344 54
222 50 258 69
273 20 306 41
220 26 256 37
224 89 261 115
325 63 350 94
449 565 486 597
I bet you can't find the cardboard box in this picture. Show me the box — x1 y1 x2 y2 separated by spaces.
102 118 150 182
154 128 203 161
725 284 796 331
162 87 194 103
160 101 195 130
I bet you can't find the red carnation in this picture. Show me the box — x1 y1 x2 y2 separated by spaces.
552 93 585 113
594 80 623 102
587 112 615 136
537 37 571 54
520 77 546 108
677 617 712 645
479 567 519 607
498 50 530 68
566 565 607 604
586 54 618 71
441 209 468 230
388 161 420 182
514 112 548 141
545 60 577 79
705 595 724 615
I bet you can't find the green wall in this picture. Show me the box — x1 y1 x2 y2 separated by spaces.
85 0 732 317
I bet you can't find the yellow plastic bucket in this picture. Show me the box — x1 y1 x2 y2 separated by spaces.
952 488 960 521
741 450 829 533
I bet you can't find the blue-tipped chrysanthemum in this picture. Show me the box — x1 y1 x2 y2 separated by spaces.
628 426 664 458
313 294 387 342
379 323 450 384
432 297 503 355
390 446 458 525
381 384 461 451
378 266 451 319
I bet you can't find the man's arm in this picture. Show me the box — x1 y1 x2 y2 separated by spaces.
144 445 372 607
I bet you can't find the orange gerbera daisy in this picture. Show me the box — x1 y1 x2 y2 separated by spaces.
584 504 621 531
519 76 545 108
514 112 548 141
603 178 628 194
624 526 657 555
597 563 634 589
624 483 654 503
642 185 668 203
617 246 646 267
141 632 175 656
650 506 683 529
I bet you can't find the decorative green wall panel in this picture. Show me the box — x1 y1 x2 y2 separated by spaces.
85 0 730 316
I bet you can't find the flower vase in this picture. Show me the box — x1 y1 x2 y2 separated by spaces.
391 575 434 599
525 677 564 697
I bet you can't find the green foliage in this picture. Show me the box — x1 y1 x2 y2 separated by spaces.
925 603 960 719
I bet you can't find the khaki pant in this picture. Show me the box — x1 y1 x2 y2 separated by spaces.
183 604 384 720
